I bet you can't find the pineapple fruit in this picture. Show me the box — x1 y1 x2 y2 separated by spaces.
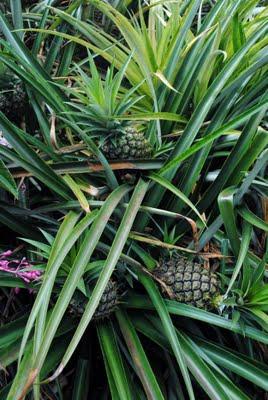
0 75 26 124
69 280 118 320
154 255 220 309
102 126 152 160
70 57 153 162
93 7 105 26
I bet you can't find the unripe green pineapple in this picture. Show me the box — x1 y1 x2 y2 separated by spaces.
94 280 118 319
69 55 153 162
154 255 220 309
69 280 118 320
93 8 104 25
102 126 152 160
0 76 26 124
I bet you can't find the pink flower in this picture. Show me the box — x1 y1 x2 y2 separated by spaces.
0 250 13 258
0 250 42 292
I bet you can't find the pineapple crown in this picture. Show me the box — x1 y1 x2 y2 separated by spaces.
64 52 145 136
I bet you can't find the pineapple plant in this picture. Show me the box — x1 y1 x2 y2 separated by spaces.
154 254 220 309
69 280 118 320
0 1 268 399
68 57 153 161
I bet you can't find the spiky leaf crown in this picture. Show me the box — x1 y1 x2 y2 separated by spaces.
64 54 144 137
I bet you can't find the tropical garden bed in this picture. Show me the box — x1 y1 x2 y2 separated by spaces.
0 0 267 399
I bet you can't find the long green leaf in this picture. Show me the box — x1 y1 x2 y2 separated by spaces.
18 212 92 363
238 205 268 232
136 21 268 229
224 220 252 296
97 321 132 400
12 188 129 398
47 180 148 380
196 338 268 391
150 173 206 225
139 273 195 400
133 315 233 400
0 160 18 198
117 310 165 400
127 295 268 344
218 187 240 256
0 114 72 199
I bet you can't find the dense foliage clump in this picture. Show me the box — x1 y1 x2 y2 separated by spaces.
0 1 267 399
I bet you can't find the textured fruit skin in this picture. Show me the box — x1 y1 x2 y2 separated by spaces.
0 81 26 123
93 9 104 25
154 256 219 309
94 280 118 320
102 127 152 160
69 280 118 320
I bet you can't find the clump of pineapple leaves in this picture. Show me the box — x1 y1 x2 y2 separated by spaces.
0 0 267 399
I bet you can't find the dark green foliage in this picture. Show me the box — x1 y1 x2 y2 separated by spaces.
0 0 267 399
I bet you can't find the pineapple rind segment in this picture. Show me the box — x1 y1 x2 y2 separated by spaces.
69 280 118 320
155 256 220 309
102 127 152 160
